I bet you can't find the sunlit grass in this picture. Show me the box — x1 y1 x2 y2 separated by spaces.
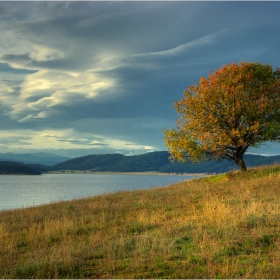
1 165 280 278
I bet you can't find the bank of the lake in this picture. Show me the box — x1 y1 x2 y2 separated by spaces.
47 170 207 176
1 165 280 278
0 173 199 211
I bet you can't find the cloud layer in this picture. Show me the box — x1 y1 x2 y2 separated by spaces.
0 2 280 156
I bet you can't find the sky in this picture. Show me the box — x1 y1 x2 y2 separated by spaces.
0 1 280 158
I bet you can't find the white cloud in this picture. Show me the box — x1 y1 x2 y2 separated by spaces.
0 128 158 154
27 97 56 110
6 69 116 121
29 45 65 62
133 29 229 60
18 111 50 123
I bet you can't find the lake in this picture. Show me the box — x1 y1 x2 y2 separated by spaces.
0 173 200 211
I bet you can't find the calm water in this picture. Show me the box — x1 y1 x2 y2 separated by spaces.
0 173 198 211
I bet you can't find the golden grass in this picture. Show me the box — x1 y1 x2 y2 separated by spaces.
1 165 280 278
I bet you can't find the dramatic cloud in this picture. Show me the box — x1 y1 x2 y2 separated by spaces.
0 1 280 157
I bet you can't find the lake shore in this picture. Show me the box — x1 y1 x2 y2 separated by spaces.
47 170 208 176
0 172 203 212
1 165 280 278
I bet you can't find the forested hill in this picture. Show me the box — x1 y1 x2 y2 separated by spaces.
49 151 280 174
49 152 171 172
0 161 48 175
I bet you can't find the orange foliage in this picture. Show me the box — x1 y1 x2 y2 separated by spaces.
164 62 280 171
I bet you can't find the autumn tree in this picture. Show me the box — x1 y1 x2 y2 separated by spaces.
164 62 280 171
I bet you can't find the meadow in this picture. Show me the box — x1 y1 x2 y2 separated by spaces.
1 165 280 278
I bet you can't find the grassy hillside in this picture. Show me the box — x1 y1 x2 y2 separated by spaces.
1 165 280 278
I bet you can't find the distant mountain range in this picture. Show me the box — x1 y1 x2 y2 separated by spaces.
49 151 280 174
1 151 280 175
0 152 70 166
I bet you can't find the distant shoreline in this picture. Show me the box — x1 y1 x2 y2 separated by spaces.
47 170 208 177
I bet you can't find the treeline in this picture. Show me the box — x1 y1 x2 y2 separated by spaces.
2 151 280 175
0 161 47 175
48 152 170 172
49 151 280 174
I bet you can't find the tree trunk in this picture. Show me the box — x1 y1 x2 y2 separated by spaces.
236 157 247 172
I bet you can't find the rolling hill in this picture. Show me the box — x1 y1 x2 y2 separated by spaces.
49 151 280 173
0 161 47 175
2 151 280 175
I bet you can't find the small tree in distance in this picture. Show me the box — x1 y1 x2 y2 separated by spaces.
164 61 280 171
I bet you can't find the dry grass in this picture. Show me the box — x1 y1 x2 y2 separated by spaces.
1 165 280 278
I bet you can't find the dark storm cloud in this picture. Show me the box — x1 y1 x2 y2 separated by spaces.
0 1 280 155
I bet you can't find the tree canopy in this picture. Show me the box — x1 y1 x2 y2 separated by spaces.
164 62 280 171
